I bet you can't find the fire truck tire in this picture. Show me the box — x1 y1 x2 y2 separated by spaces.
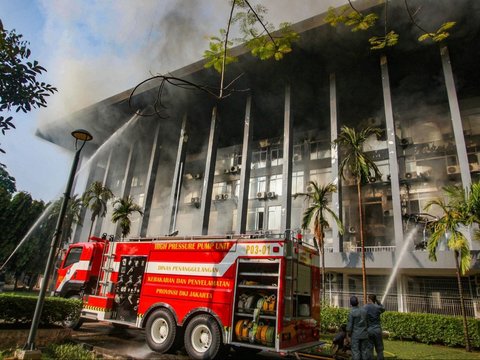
62 294 83 330
145 308 179 353
184 314 225 360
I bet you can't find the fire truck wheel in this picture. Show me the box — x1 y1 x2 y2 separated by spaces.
62 294 83 330
184 314 225 360
145 308 178 353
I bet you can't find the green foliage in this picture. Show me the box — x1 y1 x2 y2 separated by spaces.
0 192 47 274
0 21 57 152
294 181 344 247
247 23 299 61
111 196 143 238
320 305 349 333
418 22 456 43
47 195 83 246
425 186 471 274
82 181 114 238
0 164 16 194
369 31 399 50
325 5 378 32
321 306 480 348
0 293 82 326
334 125 383 184
382 311 480 348
203 33 237 73
203 1 299 74
42 343 95 360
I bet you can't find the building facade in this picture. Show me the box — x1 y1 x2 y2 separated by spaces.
40 0 480 316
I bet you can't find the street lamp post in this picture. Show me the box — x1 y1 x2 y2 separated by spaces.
24 129 92 351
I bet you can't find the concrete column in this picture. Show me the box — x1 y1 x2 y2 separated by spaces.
93 149 113 236
140 121 162 237
200 106 220 235
236 96 253 234
168 114 188 234
281 84 293 234
440 46 476 250
114 142 135 238
380 55 404 248
330 73 342 252
440 46 471 190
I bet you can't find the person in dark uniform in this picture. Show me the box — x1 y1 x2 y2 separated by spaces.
347 296 371 360
364 294 385 360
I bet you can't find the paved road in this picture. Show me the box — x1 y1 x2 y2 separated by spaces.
71 321 291 359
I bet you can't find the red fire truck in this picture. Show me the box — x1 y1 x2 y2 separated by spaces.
55 233 322 359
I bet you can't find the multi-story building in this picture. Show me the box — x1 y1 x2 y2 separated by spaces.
39 0 480 316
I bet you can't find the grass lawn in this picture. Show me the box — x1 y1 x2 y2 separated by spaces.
384 339 480 360
315 334 480 359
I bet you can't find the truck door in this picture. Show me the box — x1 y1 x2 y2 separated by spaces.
55 246 85 297
112 255 147 322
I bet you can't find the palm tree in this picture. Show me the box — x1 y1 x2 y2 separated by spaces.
425 185 472 352
111 196 143 239
294 181 344 302
82 181 114 239
467 182 480 240
48 194 83 245
334 125 382 303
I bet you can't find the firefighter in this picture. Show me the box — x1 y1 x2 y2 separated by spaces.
346 296 371 360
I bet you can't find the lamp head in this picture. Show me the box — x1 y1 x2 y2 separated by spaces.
71 129 93 142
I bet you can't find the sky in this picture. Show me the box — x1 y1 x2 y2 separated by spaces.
0 0 344 202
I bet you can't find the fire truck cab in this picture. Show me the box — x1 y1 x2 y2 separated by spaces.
55 233 321 359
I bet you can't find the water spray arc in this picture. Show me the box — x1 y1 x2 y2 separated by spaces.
0 201 56 272
75 114 140 178
0 115 140 276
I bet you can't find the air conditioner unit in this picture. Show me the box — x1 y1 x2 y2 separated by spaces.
368 176 377 183
447 165 460 175
215 194 222 201
190 197 200 208
382 174 391 182
224 169 231 174
193 173 202 180
306 185 313 193
230 165 240 174
256 192 267 200
293 154 301 162
470 163 480 173
405 172 418 179
222 193 229 200
267 191 276 199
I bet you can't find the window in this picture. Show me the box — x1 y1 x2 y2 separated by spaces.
234 180 240 198
310 168 332 188
269 174 283 196
292 171 304 194
310 141 331 160
247 208 264 231
249 176 266 198
267 205 281 231
252 150 267 169
271 148 283 167
293 144 303 162
63 247 82 268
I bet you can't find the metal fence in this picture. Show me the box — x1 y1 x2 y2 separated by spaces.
326 291 479 318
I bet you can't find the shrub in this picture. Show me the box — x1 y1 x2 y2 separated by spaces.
321 305 480 348
0 293 82 327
